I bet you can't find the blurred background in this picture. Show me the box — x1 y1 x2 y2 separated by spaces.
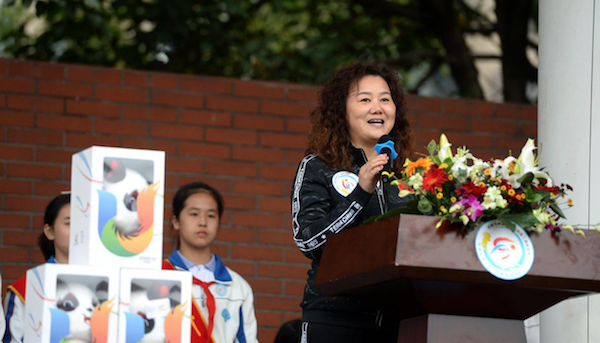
0 0 539 103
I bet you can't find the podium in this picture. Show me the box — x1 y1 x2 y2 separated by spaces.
314 214 600 342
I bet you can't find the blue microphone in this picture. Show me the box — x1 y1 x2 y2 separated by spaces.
374 135 397 181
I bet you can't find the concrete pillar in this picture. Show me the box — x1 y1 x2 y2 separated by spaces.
536 0 600 342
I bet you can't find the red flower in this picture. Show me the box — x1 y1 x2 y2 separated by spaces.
533 184 561 194
507 192 526 205
395 180 414 193
422 166 448 193
455 181 487 198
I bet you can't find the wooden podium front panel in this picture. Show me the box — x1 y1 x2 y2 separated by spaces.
314 214 600 320
395 215 600 290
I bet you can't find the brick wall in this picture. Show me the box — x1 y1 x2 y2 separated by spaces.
0 58 537 341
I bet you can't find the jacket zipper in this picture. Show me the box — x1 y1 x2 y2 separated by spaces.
360 149 386 214
376 182 385 214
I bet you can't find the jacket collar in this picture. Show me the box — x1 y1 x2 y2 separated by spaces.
350 145 368 167
167 250 232 283
47 255 58 264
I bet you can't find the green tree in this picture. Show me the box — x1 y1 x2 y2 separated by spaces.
0 0 538 103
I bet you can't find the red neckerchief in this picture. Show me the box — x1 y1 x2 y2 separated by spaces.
193 278 216 341
163 259 216 343
7 274 27 303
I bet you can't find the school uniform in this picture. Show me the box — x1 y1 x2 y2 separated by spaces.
3 256 58 343
163 251 258 343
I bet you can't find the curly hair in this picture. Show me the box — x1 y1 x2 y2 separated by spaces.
307 62 414 171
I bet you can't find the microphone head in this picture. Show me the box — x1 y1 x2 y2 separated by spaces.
374 135 398 160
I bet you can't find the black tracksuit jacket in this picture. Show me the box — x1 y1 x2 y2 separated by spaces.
291 146 411 328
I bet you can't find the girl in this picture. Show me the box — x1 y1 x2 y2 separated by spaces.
3 193 70 343
291 62 414 342
163 182 258 343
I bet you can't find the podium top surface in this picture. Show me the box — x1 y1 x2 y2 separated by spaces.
314 214 600 320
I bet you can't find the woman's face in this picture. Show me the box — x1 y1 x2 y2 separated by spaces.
172 192 219 251
346 75 396 150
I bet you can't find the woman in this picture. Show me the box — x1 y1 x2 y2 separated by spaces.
3 193 70 343
163 182 258 343
291 62 414 342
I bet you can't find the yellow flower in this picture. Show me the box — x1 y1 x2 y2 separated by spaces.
508 189 516 196
500 185 507 191
550 193 555 199
478 182 485 188
440 205 447 212
568 198 574 207
439 163 449 169
448 174 454 181
405 158 433 177
484 168 492 176
436 192 443 199
451 197 457 203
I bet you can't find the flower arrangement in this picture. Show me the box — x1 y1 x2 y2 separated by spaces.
388 134 587 235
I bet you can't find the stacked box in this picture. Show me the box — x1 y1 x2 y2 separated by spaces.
24 146 197 342
24 264 119 343
118 269 192 343
70 146 166 269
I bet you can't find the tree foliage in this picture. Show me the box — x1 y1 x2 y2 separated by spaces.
0 0 538 102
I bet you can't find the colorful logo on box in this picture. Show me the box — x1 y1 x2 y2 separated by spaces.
76 153 160 257
97 182 159 257
163 302 188 343
332 171 358 197
474 220 534 280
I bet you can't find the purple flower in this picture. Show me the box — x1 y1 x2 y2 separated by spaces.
452 195 485 221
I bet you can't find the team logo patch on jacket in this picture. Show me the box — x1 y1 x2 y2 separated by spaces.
332 171 359 197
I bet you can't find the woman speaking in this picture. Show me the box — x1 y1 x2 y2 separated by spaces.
291 62 414 342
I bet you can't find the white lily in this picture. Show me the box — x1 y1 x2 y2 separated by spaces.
450 153 487 183
407 174 423 190
399 189 414 198
438 134 453 161
482 186 507 210
495 156 523 188
495 139 553 188
518 139 553 187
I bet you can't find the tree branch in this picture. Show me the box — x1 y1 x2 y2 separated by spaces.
419 0 484 98
472 54 502 59
383 50 445 65
409 59 444 93
352 0 432 21
462 27 497 35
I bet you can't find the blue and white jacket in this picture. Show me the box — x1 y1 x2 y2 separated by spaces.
3 256 57 343
164 251 259 343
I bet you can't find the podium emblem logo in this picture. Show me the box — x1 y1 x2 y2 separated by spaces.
332 171 359 197
474 220 534 280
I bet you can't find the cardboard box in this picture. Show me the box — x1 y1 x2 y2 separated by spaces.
24 264 119 343
118 269 192 343
70 146 165 269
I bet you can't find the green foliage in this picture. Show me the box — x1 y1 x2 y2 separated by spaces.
0 0 445 84
0 0 538 99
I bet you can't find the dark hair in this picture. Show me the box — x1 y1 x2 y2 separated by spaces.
307 62 414 171
273 319 301 343
173 182 224 219
172 182 224 249
38 193 70 260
